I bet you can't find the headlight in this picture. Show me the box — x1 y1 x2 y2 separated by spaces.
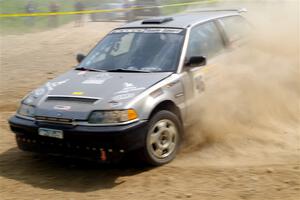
88 109 138 124
17 104 36 117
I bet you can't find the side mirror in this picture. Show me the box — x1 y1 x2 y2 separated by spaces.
185 56 207 68
76 53 86 63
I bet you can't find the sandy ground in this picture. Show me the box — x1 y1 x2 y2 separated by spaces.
0 1 300 200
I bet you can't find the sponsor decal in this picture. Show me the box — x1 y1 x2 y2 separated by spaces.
72 92 84 96
82 73 111 85
115 82 145 94
33 88 46 97
46 79 70 91
77 71 87 75
53 105 71 111
165 80 180 88
108 100 123 108
112 28 183 34
112 93 135 101
31 79 69 99
195 76 205 93
150 89 163 98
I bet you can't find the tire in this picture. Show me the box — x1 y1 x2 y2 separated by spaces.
140 110 182 166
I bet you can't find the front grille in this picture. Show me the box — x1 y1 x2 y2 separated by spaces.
46 96 99 104
35 116 73 125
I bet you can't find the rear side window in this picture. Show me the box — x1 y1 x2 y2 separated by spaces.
186 22 224 59
219 16 251 43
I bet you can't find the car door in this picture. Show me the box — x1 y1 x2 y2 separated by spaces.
181 21 226 124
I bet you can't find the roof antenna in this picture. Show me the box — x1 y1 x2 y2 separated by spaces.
238 8 248 13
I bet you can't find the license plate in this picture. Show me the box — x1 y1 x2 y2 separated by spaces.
38 128 63 139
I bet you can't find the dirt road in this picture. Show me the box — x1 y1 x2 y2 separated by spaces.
0 1 299 199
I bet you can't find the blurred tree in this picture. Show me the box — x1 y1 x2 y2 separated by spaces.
74 1 85 27
24 1 37 26
48 1 59 27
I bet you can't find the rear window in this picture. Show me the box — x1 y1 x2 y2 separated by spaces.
219 16 251 43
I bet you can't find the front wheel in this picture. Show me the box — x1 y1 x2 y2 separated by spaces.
140 110 182 166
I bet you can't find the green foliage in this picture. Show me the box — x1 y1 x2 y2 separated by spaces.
0 0 80 34
0 0 215 34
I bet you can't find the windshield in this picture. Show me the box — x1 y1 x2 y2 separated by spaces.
79 28 185 72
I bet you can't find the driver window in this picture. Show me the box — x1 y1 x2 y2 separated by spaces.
186 22 224 60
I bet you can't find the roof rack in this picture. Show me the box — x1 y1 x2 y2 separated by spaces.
188 8 248 13
142 17 174 24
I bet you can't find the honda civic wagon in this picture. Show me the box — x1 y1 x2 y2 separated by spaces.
9 9 250 165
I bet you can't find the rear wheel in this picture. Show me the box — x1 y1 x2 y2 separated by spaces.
140 110 182 166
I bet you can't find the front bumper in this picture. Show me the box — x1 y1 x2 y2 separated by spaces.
9 115 148 160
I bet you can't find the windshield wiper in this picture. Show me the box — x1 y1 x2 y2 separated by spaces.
107 68 150 73
75 67 106 72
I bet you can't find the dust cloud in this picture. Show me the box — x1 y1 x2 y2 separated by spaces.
184 1 300 165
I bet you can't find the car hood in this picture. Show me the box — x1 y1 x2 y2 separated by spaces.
34 70 172 120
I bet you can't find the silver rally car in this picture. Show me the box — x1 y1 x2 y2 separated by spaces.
9 9 250 165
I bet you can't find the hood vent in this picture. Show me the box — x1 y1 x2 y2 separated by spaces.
46 96 101 104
